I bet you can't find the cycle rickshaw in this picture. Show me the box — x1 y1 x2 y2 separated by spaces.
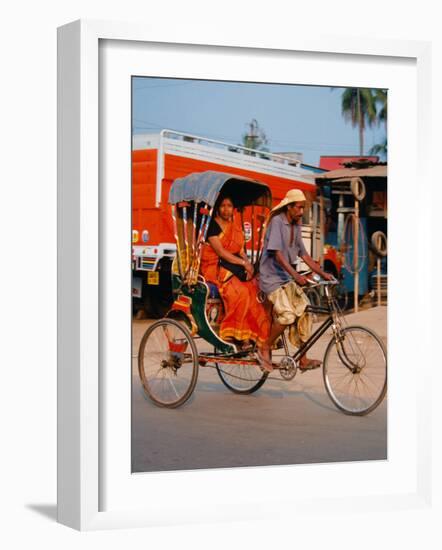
138 171 387 415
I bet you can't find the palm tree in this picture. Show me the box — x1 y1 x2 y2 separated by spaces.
369 89 387 159
374 89 387 126
340 88 377 156
370 137 387 158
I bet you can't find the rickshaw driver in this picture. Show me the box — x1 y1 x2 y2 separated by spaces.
259 189 333 372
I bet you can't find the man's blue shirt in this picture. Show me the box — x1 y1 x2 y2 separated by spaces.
259 212 307 295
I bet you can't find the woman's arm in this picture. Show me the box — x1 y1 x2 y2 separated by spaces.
208 236 247 265
208 236 254 279
239 249 248 261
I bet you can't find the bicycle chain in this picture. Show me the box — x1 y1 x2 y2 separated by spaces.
201 362 288 382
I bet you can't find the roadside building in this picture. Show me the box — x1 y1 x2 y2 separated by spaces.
315 160 387 307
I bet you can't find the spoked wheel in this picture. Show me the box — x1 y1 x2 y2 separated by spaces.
323 325 387 416
138 318 198 408
215 354 268 394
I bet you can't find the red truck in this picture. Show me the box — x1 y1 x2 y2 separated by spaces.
132 130 321 316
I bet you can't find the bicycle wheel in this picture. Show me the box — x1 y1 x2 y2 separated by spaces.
138 318 198 408
323 325 387 416
215 356 268 394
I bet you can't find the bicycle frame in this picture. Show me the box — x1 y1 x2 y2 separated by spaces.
198 283 344 369
290 308 334 363
288 284 358 373
287 283 341 362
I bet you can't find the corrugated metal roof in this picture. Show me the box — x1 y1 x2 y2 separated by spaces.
316 164 387 182
319 156 379 170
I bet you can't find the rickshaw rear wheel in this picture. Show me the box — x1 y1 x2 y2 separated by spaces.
215 354 268 394
138 318 199 408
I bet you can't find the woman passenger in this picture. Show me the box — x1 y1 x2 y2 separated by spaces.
200 195 272 370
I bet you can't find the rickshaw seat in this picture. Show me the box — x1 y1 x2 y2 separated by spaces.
207 282 221 299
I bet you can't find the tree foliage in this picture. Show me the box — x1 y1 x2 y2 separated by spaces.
370 89 388 159
241 119 269 153
341 88 377 156
340 87 387 159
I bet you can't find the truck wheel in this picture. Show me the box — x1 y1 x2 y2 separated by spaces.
151 289 173 318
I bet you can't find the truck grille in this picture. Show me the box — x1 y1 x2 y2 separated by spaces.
139 256 157 271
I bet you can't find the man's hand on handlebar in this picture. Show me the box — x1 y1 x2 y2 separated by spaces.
302 271 336 285
294 273 309 286
321 272 335 282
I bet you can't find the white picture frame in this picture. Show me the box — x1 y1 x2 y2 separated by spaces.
57 19 433 531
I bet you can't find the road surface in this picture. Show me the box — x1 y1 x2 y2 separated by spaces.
132 306 387 472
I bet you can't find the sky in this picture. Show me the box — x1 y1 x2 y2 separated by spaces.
132 77 387 167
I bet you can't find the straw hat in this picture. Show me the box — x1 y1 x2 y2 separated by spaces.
271 189 306 213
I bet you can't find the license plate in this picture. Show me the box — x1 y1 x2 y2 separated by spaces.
147 271 159 285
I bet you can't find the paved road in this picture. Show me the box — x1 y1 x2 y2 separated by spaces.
132 306 387 472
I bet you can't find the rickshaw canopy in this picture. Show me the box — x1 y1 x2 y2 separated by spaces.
168 171 272 209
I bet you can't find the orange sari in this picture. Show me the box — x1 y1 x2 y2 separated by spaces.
200 220 270 345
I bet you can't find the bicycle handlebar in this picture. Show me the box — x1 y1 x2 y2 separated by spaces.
300 271 339 286
301 272 338 287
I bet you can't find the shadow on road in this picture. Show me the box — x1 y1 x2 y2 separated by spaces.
135 377 338 414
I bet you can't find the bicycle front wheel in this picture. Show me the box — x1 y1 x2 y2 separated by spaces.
323 325 387 416
138 319 198 408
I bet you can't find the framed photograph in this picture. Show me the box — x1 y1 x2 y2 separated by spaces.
57 19 432 530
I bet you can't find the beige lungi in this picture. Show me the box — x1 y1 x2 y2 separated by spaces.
267 280 312 347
